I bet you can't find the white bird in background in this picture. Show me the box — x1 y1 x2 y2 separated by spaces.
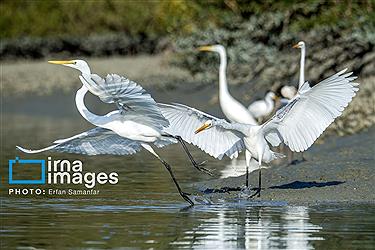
293 41 306 89
198 45 258 125
17 60 211 205
160 69 358 197
291 41 310 163
280 85 297 100
247 91 278 122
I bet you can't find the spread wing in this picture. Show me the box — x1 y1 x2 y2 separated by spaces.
262 69 359 152
158 103 246 160
17 127 142 156
80 73 169 131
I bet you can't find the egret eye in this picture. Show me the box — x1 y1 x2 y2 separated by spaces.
73 62 77 65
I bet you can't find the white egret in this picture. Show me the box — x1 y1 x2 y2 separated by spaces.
198 45 258 125
247 91 278 122
280 85 297 100
159 69 358 197
293 41 306 89
17 60 209 205
292 41 309 163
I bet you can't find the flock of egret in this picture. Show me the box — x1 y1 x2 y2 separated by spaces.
18 41 359 205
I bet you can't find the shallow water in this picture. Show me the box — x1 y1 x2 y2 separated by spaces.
1 93 374 249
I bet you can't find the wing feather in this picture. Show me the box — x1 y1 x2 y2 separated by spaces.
17 127 142 156
158 103 246 160
262 69 359 152
80 74 169 131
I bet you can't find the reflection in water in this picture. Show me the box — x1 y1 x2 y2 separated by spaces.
220 157 258 179
172 205 323 249
220 157 248 178
2 96 375 249
284 207 323 250
220 155 284 179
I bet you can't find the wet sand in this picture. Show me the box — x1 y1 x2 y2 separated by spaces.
193 127 375 205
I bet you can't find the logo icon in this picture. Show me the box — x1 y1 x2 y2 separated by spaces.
8 157 46 184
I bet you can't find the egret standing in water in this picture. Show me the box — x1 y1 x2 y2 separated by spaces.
160 69 358 197
198 45 258 125
17 60 210 205
198 45 259 179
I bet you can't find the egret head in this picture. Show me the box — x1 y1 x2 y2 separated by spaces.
266 91 278 101
281 85 297 99
198 45 225 55
292 41 305 49
48 59 91 75
195 120 213 134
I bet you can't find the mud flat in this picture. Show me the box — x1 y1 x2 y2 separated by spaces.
193 127 375 205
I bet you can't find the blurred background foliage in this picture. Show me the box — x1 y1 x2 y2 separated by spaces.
1 0 374 135
1 0 374 39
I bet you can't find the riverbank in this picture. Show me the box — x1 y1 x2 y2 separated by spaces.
192 127 375 206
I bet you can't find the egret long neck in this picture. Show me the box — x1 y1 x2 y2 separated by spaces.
219 121 252 137
265 95 274 108
299 46 305 88
75 85 105 127
218 50 229 96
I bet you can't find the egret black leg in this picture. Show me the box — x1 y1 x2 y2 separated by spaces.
258 167 262 197
246 164 249 188
175 136 212 176
250 166 262 198
159 159 194 205
287 150 294 165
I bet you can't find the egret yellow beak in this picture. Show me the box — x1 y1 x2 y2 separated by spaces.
198 46 213 52
272 95 280 101
195 123 211 134
48 60 75 65
292 43 300 49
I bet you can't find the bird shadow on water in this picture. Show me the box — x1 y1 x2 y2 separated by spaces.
269 180 345 189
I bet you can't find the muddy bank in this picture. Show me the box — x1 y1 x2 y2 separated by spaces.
0 54 190 96
192 127 375 205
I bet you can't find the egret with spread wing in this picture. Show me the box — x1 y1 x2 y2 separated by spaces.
198 45 258 125
17 60 209 205
159 69 358 197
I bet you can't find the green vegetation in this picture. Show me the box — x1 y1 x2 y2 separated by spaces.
1 1 374 60
1 0 373 39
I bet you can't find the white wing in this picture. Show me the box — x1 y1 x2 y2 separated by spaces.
80 73 169 131
262 69 359 152
17 127 143 156
158 103 246 160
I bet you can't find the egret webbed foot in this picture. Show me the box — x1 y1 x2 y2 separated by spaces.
250 187 261 198
180 191 194 205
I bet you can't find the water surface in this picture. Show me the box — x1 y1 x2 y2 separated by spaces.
1 93 374 249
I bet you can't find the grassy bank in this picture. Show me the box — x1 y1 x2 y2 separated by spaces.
1 1 374 59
